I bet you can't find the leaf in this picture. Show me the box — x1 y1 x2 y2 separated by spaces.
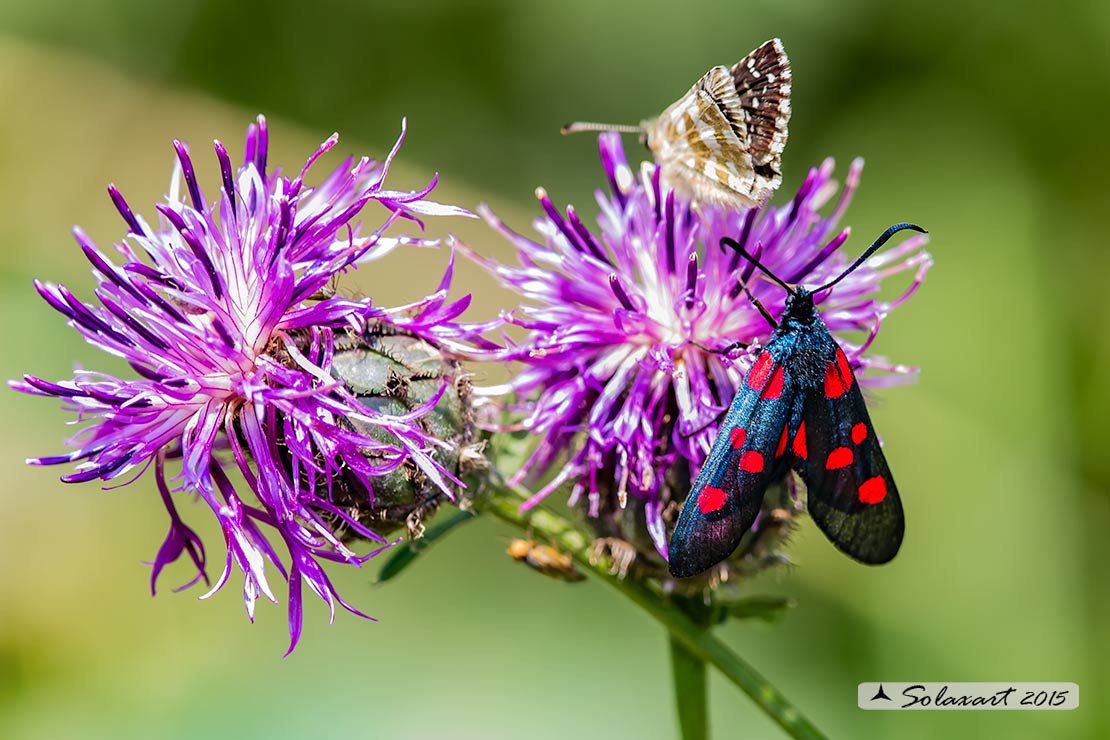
375 508 475 583
726 595 795 623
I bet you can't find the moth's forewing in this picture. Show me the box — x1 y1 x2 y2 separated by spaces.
793 347 904 564
669 346 799 578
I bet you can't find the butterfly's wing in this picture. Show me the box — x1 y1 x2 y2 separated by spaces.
669 348 802 578
794 347 904 564
644 39 791 209
646 65 758 209
729 38 792 198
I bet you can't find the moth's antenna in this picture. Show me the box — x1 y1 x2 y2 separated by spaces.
720 236 792 293
561 122 642 135
816 223 927 293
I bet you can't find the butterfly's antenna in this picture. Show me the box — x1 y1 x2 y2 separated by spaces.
561 122 642 135
816 223 928 293
720 236 792 293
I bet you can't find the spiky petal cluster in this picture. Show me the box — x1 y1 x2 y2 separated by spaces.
472 133 931 558
13 116 475 653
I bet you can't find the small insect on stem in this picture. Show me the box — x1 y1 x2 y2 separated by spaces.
506 538 585 582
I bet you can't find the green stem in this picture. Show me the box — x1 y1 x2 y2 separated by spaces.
482 486 830 740
608 573 827 740
670 632 709 740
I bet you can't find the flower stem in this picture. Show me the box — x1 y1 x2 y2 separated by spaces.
670 632 709 740
481 483 830 740
616 575 828 740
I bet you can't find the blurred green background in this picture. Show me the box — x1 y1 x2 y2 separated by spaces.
1 1 1107 738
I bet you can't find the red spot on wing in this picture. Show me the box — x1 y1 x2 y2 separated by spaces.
746 351 774 391
761 364 785 399
858 476 887 504
775 424 788 457
729 427 746 449
792 421 807 459
823 363 845 398
697 486 727 514
825 446 854 470
852 423 867 444
739 450 764 473
824 348 853 399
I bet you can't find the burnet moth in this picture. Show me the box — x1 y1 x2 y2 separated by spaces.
668 223 927 578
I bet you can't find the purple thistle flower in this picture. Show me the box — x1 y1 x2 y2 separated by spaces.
12 115 477 654
469 133 931 561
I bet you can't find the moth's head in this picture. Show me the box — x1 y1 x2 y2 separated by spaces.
783 287 817 323
722 224 928 324
787 286 812 302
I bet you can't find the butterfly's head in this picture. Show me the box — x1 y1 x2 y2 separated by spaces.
637 119 657 150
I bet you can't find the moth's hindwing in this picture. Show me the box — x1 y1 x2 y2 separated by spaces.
793 346 904 564
669 347 799 578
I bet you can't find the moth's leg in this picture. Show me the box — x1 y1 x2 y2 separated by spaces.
743 286 778 330
680 406 730 439
691 339 748 355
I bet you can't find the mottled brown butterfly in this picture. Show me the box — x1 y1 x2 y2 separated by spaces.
563 38 792 210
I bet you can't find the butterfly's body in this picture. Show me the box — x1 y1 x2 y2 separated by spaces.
566 39 791 210
668 227 923 579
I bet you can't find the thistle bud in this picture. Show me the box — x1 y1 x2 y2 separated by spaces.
325 324 486 541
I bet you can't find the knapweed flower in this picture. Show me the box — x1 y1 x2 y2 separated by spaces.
13 115 479 653
470 133 931 570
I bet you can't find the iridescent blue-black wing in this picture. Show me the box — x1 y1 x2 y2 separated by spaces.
794 346 904 564
669 348 802 578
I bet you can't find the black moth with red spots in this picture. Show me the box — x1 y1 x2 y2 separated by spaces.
668 223 925 578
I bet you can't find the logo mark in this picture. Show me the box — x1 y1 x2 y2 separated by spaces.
858 683 1080 710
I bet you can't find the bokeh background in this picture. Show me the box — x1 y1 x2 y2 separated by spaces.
1 2 1107 739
